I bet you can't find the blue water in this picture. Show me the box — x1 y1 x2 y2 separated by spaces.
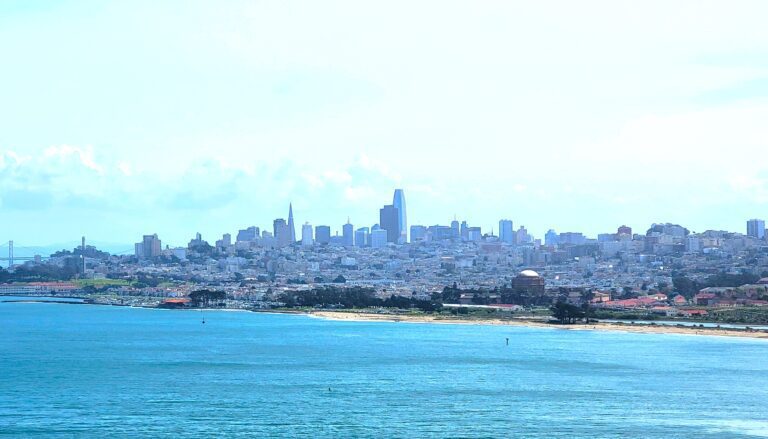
2 302 768 438
599 319 768 331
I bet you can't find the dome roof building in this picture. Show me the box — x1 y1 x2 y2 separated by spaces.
512 269 545 294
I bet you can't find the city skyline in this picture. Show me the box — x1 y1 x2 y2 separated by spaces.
2 185 768 250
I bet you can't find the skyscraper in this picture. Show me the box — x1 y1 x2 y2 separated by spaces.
236 226 259 242
370 229 389 248
342 220 354 246
451 219 460 239
545 229 559 247
410 225 428 242
287 203 296 244
135 234 161 259
273 218 290 247
301 223 313 246
355 227 369 247
747 219 766 239
393 189 407 243
315 225 331 244
379 204 400 243
499 219 514 244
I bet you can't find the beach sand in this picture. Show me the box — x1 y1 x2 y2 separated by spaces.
309 311 768 339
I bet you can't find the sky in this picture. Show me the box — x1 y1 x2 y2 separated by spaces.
1 0 768 248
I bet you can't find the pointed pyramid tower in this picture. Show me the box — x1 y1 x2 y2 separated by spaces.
288 203 296 243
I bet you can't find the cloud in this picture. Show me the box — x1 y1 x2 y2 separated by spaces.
43 145 104 174
0 146 111 209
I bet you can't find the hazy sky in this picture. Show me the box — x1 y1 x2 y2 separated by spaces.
2 1 768 246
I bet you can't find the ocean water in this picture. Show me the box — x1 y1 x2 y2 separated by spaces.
2 301 768 438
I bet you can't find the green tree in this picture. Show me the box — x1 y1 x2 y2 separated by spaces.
550 301 585 324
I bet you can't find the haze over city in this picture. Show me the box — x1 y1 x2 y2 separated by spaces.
2 1 768 245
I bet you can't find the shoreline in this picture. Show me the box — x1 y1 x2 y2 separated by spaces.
5 297 768 339
308 310 768 340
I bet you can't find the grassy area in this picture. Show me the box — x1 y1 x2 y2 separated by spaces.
73 279 131 288
707 307 768 325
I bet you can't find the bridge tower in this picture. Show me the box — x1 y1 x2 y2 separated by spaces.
8 240 13 268
81 236 86 274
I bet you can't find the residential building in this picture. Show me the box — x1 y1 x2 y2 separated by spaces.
135 234 161 259
747 219 765 239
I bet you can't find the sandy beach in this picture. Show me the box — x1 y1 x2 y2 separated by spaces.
309 311 768 339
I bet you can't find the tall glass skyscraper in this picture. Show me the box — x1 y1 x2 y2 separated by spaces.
287 203 296 243
393 189 407 244
499 219 514 244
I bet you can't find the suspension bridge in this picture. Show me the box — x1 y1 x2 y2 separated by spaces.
0 239 135 268
0 241 50 268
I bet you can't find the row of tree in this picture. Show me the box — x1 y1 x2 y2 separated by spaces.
278 286 442 312
189 289 228 307
436 283 551 307
0 265 79 283
550 301 590 324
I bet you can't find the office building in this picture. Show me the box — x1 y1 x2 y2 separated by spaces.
499 219 514 244
429 225 453 241
273 219 291 247
236 227 259 242
343 220 354 246
379 204 400 243
315 225 331 244
410 225 428 242
355 227 370 247
287 203 296 243
302 223 314 246
393 189 407 243
451 219 460 239
516 226 532 244
370 229 389 248
545 229 559 247
559 232 585 246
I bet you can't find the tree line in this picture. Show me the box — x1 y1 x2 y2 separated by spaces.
278 286 442 312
